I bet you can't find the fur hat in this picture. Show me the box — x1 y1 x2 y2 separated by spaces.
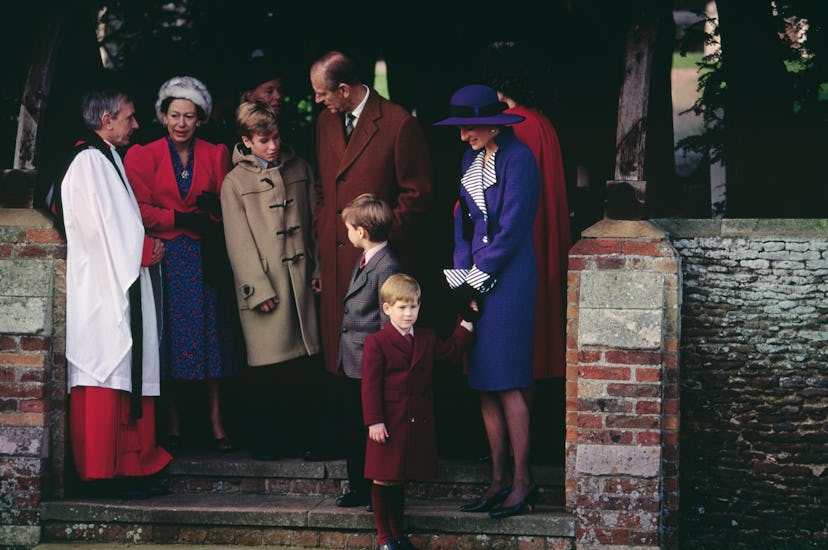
155 76 213 124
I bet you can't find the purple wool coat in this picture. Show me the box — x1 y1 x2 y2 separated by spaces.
453 127 539 391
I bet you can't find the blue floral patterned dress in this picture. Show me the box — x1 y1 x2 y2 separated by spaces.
161 137 239 380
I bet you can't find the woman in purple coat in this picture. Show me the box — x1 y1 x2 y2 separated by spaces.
435 84 540 518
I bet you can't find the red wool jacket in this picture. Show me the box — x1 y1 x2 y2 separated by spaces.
124 137 231 240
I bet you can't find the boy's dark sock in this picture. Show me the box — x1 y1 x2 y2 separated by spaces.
371 484 393 544
387 483 406 540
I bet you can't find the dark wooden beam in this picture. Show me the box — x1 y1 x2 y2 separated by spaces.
14 19 64 171
605 4 660 220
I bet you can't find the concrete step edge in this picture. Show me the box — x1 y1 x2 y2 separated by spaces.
41 493 575 538
163 452 565 486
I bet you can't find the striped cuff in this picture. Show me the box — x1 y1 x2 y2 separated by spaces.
443 268 469 289
466 265 495 292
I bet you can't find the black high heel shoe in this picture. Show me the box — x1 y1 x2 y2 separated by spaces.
459 486 511 512
488 486 539 518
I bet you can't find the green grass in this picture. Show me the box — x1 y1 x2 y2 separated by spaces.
673 51 705 70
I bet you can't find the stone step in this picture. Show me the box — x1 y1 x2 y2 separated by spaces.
161 451 565 506
33 546 294 550
40 492 575 548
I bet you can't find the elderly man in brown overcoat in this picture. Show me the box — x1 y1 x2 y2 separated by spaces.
310 51 432 376
307 51 432 499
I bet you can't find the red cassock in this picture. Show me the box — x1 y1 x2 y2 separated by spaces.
70 387 172 481
362 323 473 481
506 105 572 379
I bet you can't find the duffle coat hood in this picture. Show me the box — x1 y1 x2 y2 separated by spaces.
220 141 321 366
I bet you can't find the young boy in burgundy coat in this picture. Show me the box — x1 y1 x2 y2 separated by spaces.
362 274 475 550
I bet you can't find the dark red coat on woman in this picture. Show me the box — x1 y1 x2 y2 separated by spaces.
362 322 472 481
314 90 432 375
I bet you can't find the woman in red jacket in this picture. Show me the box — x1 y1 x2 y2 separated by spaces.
125 76 239 452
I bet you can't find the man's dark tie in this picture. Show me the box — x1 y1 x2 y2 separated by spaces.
345 113 356 143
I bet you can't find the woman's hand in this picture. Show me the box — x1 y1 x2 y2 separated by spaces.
310 278 322 294
150 238 165 265
256 298 278 313
454 283 482 322
369 423 389 444
196 191 222 218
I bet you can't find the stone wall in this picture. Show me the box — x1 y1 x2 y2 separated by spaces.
0 209 66 548
656 218 828 545
3 207 826 548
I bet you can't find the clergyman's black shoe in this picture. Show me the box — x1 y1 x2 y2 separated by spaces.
142 476 170 497
378 540 402 550
112 478 149 500
76 479 113 498
336 490 370 507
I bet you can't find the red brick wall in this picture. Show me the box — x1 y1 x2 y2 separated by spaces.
565 221 680 547
0 209 66 547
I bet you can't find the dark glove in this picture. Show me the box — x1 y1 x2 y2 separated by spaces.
174 211 214 236
196 191 222 218
453 282 482 322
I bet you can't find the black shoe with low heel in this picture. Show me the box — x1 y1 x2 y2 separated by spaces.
459 486 511 512
336 490 370 507
488 486 539 518
213 437 232 452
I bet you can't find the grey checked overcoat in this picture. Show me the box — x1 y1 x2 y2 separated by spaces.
338 245 400 378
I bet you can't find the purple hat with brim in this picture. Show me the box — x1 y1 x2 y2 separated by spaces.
433 84 525 126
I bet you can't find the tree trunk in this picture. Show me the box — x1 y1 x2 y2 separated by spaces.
716 0 799 217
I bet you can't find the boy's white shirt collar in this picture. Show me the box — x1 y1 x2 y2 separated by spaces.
362 240 387 264
255 155 278 169
390 321 414 338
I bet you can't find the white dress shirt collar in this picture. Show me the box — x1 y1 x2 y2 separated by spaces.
347 84 371 125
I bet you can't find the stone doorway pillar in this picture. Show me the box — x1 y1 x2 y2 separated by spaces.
565 220 680 547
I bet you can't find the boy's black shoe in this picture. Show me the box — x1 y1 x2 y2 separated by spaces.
76 479 113 498
335 490 370 507
396 537 416 550
378 540 402 550
303 448 344 462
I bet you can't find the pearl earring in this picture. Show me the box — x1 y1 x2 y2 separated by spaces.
490 129 496 134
